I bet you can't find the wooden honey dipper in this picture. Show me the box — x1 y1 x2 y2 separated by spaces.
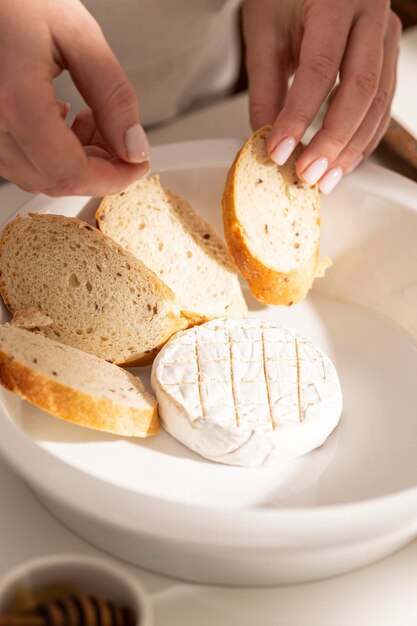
0 592 136 626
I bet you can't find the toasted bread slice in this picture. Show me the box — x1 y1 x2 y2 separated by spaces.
96 175 247 323
222 126 322 306
0 324 158 437
0 214 186 365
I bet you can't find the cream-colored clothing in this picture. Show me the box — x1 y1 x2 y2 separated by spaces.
54 0 241 127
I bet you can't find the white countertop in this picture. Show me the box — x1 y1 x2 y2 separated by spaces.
1 31 417 620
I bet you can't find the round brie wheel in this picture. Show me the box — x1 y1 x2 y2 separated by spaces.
151 318 343 467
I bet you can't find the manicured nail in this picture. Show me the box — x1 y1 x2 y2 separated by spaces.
57 101 71 119
302 157 329 185
319 166 343 194
125 123 150 163
346 155 363 174
270 137 296 166
138 162 151 179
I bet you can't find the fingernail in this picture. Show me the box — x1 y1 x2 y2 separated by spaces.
125 123 150 163
270 137 296 166
346 155 363 175
302 157 329 185
138 162 151 179
57 101 71 119
319 166 343 194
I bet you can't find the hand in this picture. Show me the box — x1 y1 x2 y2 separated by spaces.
0 0 149 197
244 0 402 193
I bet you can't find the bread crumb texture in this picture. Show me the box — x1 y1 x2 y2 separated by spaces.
0 214 186 365
97 175 247 323
0 324 158 437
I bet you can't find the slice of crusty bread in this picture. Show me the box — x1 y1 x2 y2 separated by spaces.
222 126 321 306
0 324 158 437
0 214 186 365
96 175 247 324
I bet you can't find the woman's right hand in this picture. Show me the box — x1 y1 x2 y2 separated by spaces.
0 0 149 197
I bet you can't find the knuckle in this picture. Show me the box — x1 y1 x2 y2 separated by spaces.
307 54 338 86
353 70 379 99
249 101 267 119
323 125 350 152
372 88 390 116
103 79 137 114
331 135 349 152
249 101 275 128
341 144 362 163
372 0 389 10
291 109 312 132
390 11 402 38
329 133 349 152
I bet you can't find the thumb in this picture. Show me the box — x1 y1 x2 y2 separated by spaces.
55 8 149 164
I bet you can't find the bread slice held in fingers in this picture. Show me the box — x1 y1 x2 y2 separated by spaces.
222 126 324 306
0 214 186 365
96 175 247 324
0 324 158 437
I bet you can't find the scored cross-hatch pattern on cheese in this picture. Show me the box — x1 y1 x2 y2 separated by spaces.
157 319 332 430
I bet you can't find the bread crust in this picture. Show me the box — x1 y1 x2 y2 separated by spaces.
0 350 159 437
0 213 186 365
222 126 320 306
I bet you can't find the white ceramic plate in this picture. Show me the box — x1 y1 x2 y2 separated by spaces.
0 140 416 586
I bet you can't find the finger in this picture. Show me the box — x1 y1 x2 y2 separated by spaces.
243 5 290 130
329 11 401 175
266 4 353 159
43 157 150 197
84 145 113 160
52 5 150 164
363 108 392 157
6 76 95 187
72 108 111 155
57 99 71 120
71 108 98 146
5 76 149 196
247 47 289 132
296 7 389 182
0 132 44 192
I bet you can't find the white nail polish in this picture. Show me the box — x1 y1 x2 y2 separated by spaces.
302 157 329 185
319 167 343 194
270 137 296 166
125 123 150 163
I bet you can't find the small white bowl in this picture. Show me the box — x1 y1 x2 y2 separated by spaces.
0 554 152 626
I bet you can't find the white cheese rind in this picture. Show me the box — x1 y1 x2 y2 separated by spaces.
151 318 343 466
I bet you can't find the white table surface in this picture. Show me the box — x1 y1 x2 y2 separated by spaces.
1 32 417 622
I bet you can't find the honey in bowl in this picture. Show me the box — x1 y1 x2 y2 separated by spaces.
0 582 136 626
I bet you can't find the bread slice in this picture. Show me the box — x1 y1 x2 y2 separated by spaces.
0 214 186 365
96 175 247 324
222 126 322 306
0 324 158 437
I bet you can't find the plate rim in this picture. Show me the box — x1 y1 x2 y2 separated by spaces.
0 138 416 548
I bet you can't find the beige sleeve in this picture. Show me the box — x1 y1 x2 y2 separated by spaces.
54 0 241 127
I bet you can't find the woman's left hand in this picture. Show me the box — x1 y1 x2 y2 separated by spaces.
243 0 402 193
